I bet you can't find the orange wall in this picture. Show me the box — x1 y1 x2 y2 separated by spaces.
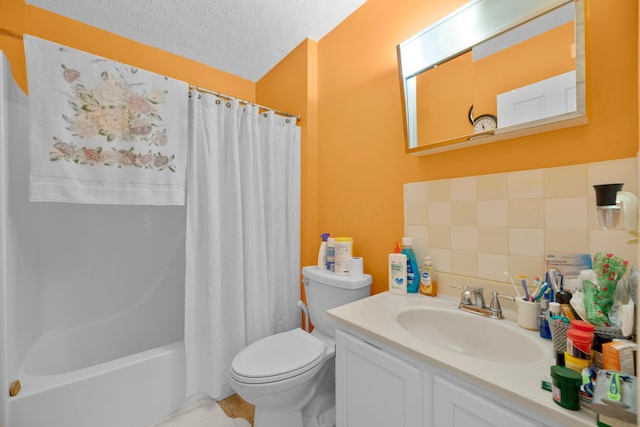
317 0 638 295
1 0 638 297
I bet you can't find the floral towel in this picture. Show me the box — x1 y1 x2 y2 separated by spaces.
24 36 188 205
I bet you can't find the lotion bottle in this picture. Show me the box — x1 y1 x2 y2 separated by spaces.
317 233 330 270
389 253 407 295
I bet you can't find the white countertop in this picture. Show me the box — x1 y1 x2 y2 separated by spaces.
327 292 597 427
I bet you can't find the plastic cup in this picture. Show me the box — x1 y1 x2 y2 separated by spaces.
516 298 540 330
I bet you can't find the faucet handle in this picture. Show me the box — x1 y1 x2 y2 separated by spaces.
450 284 473 305
489 291 515 318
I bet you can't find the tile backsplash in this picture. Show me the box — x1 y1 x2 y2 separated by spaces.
404 157 639 283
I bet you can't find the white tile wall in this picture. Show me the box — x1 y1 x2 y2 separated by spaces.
404 158 639 283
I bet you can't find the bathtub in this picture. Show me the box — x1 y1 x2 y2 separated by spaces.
9 341 185 427
1 52 188 427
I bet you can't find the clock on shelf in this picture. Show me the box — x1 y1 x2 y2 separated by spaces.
468 105 497 134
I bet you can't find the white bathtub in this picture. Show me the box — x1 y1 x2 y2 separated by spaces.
9 341 185 427
1 52 187 427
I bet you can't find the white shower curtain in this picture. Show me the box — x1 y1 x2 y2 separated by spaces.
185 91 301 400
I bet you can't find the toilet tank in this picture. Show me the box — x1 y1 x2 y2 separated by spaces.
301 266 372 337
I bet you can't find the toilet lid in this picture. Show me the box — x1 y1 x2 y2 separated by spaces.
231 328 326 384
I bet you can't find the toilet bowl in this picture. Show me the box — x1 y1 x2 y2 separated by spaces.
229 266 372 427
230 328 335 427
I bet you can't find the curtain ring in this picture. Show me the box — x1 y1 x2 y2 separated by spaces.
263 112 268 117
226 102 231 108
215 99 221 105
286 119 291 123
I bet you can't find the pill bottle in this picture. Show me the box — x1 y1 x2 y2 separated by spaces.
566 329 593 360
551 365 581 410
334 237 353 276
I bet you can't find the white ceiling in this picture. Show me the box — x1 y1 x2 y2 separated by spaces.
27 0 367 82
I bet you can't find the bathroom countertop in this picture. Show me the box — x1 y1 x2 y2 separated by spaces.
327 292 597 427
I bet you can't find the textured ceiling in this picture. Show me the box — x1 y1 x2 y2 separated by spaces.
27 0 367 82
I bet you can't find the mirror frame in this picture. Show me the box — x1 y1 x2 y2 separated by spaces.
397 0 587 155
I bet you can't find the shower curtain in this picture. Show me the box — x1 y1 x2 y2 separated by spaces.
185 91 301 400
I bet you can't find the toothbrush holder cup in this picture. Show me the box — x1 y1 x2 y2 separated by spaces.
516 298 540 330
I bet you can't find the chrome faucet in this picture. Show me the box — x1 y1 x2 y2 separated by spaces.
450 285 514 319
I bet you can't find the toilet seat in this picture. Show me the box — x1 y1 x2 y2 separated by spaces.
230 328 326 385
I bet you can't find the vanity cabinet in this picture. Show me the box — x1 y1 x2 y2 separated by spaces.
335 327 557 427
433 374 545 427
335 329 424 427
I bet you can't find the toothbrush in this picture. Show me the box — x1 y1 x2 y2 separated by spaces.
531 277 542 300
533 283 550 302
548 269 560 293
504 271 522 298
517 275 530 301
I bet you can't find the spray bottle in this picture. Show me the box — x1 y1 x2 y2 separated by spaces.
317 233 330 270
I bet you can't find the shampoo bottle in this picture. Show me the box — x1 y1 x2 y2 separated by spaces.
317 233 330 270
402 237 420 293
419 256 437 296
389 253 408 295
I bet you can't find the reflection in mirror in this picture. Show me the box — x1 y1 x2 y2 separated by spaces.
398 0 586 155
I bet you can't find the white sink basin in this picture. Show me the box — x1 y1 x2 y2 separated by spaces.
395 307 545 363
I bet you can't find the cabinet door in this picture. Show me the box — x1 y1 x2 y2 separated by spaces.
335 330 423 427
433 374 545 427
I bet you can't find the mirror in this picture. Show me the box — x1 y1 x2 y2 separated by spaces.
397 0 586 155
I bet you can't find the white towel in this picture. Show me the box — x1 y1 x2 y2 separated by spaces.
24 35 188 205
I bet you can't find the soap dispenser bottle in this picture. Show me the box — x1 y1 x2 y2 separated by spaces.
419 256 437 296
402 237 420 293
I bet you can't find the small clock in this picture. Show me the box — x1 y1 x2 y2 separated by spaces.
468 105 497 134
473 114 497 133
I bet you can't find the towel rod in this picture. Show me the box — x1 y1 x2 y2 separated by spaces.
189 85 300 122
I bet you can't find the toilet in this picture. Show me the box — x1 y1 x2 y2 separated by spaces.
229 265 372 427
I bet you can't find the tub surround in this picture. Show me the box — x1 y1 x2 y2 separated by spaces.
328 292 596 427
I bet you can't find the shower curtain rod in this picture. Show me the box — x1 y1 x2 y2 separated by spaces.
0 29 300 122
189 85 301 122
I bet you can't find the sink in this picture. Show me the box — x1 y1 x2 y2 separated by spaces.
395 307 546 363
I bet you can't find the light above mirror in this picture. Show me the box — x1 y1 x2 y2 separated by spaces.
397 0 587 155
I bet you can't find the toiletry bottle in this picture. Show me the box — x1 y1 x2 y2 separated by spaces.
317 233 330 270
326 237 336 271
389 253 408 295
539 299 552 339
419 256 437 296
402 237 419 293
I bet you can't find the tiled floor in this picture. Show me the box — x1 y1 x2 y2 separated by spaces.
219 394 254 426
